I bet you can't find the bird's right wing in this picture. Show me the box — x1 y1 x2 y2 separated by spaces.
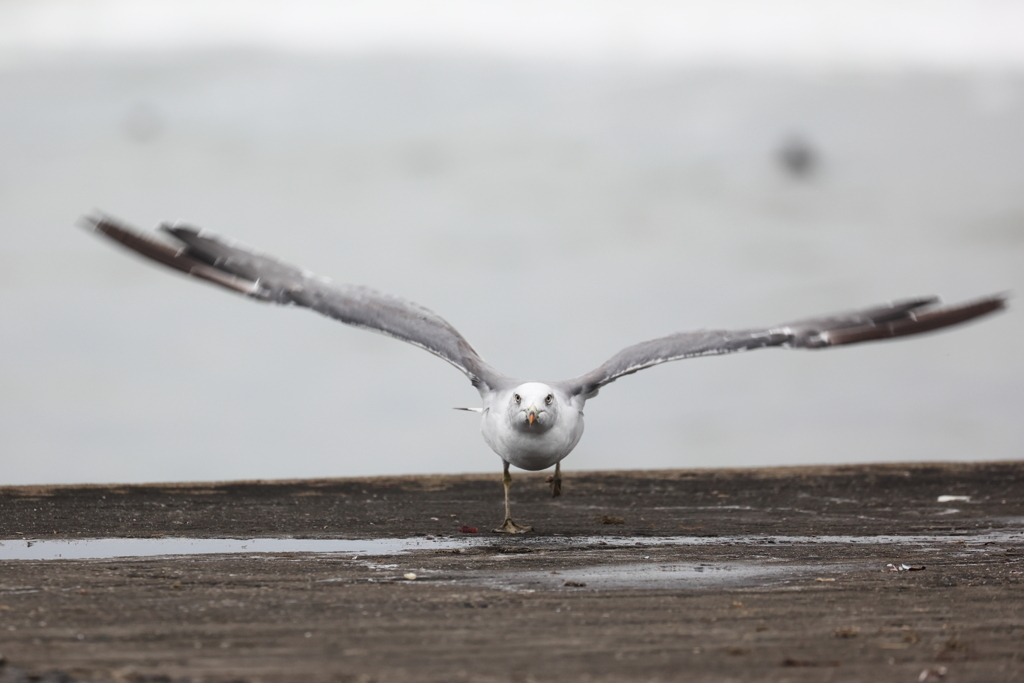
82 214 507 393
562 294 1006 398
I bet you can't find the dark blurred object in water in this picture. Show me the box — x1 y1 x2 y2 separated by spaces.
778 135 817 177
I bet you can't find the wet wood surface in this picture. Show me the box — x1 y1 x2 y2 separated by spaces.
1 461 1022 682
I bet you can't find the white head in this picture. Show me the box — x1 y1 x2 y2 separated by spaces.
507 382 560 433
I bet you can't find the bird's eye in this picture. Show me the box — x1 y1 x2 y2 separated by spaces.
514 394 521 404
545 394 553 405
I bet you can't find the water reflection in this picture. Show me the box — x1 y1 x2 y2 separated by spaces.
2 530 1020 561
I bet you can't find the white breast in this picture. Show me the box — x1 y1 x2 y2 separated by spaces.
479 393 586 471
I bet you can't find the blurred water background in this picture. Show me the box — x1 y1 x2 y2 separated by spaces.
1 1 1022 485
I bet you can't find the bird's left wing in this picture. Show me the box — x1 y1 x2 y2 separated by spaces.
82 214 507 392
561 294 1006 398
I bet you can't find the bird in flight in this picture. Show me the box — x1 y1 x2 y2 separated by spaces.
83 214 1006 533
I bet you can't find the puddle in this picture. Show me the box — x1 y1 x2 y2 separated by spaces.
524 531 1024 550
491 562 825 591
0 536 472 561
1 530 1020 561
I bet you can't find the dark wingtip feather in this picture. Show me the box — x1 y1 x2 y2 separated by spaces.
82 213 191 271
825 294 1007 346
159 223 206 243
81 213 261 296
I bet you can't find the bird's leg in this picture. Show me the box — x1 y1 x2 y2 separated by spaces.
546 461 562 497
494 461 532 534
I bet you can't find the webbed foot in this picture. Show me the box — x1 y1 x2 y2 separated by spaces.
546 474 562 497
494 518 533 534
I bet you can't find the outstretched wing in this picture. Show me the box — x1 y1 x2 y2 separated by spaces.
563 295 1006 398
82 214 507 392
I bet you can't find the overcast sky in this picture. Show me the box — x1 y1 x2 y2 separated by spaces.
1 0 1020 484
2 0 1023 69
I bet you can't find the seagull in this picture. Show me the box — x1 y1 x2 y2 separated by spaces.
83 214 1007 533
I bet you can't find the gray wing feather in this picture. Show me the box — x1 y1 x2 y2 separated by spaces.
563 295 1006 398
83 214 506 392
